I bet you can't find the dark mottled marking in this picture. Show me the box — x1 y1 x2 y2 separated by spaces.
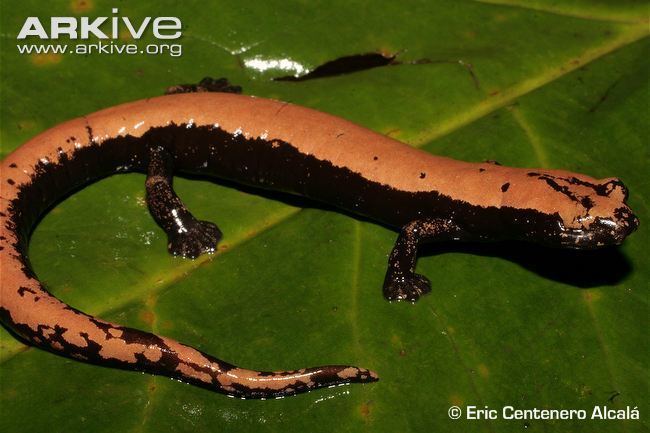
538 175 586 207
373 156 378 161
85 124 93 144
563 175 611 197
7 179 15 185
17 287 37 297
479 168 486 172
9 163 17 168
420 172 426 179
531 173 613 211
501 183 510 192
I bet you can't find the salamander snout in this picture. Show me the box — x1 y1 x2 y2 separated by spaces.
592 209 639 246
615 206 640 238
565 206 639 249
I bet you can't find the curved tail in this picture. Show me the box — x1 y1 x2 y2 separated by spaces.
0 227 377 399
0 121 378 398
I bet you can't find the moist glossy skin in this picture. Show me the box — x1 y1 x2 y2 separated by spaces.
0 93 639 398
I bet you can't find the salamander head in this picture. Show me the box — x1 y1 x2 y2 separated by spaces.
555 177 639 249
505 172 639 249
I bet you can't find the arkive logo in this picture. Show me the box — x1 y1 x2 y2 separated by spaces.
17 8 182 40
16 8 183 57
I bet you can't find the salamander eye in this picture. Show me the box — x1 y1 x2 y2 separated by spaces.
603 178 629 201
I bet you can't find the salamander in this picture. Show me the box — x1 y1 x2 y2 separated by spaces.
0 92 639 399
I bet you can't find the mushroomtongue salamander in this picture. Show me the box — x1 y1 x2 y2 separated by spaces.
0 93 639 399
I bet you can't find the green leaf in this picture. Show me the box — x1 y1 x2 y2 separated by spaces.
1 1 648 432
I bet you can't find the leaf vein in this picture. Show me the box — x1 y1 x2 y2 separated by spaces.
410 26 649 148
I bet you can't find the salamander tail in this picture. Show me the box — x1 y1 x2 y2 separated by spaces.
0 227 377 399
0 266 378 398
205 364 379 399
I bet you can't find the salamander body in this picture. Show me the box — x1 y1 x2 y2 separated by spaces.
0 93 638 398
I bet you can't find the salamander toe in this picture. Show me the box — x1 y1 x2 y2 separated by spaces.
167 220 222 259
383 273 432 302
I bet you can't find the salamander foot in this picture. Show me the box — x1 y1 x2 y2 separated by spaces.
383 273 431 302
168 220 222 259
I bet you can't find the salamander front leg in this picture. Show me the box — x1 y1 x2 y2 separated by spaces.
146 145 222 259
383 218 462 302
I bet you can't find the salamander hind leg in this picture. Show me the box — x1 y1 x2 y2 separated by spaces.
146 145 222 259
383 218 463 302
